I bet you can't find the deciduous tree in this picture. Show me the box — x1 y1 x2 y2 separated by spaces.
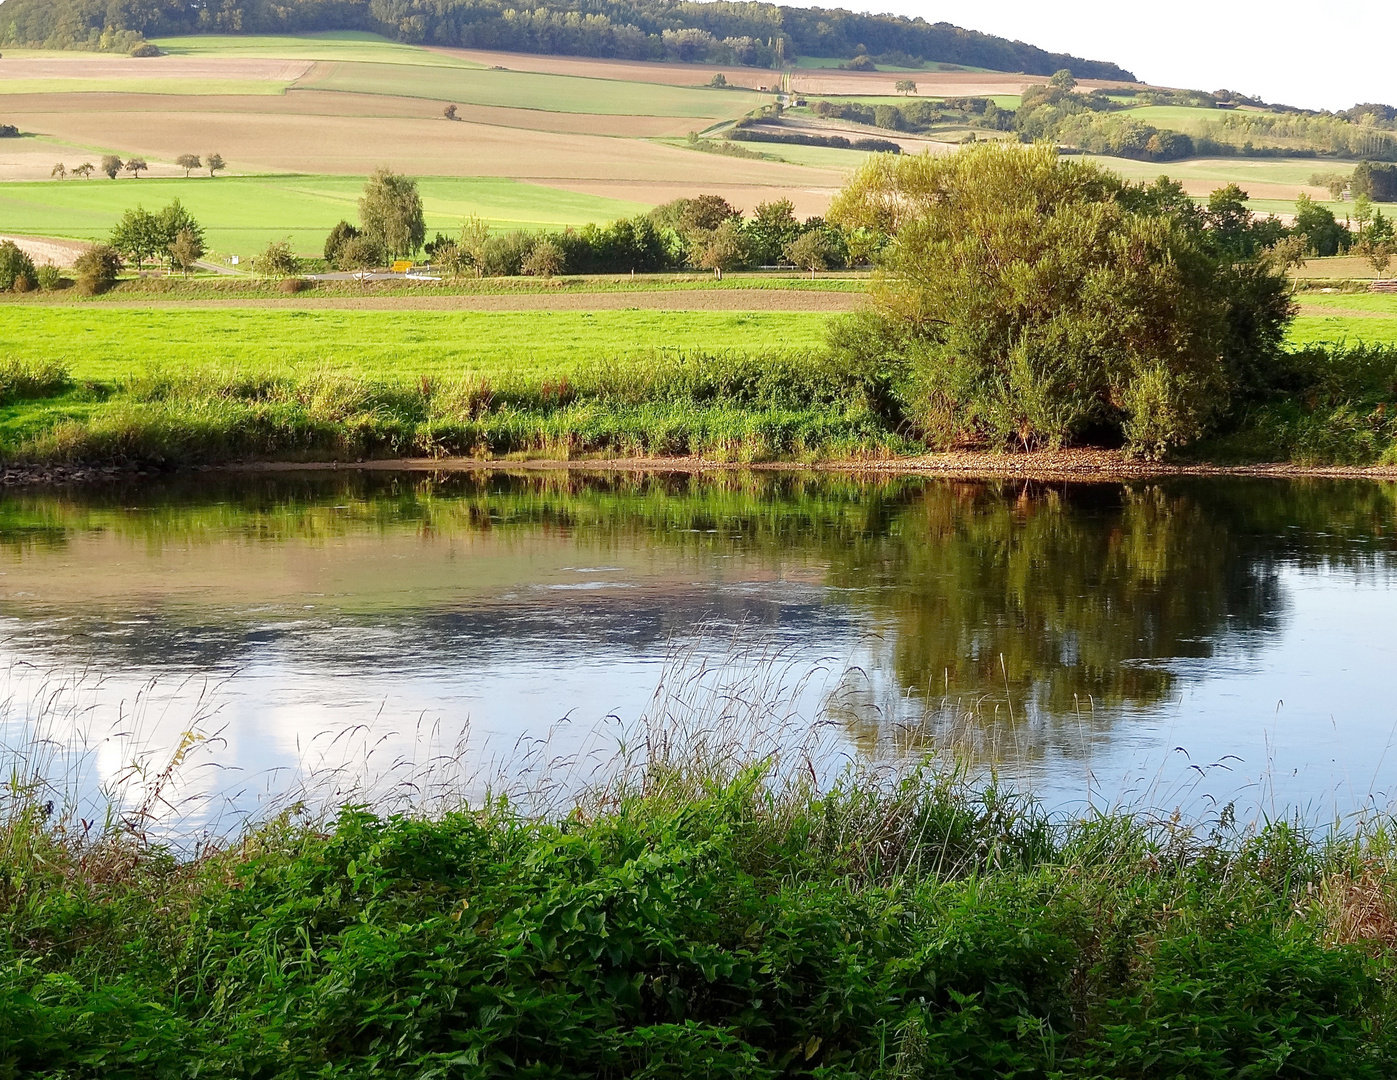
358 167 426 260
109 205 162 269
168 228 204 274
50 163 65 179
521 238 564 278
175 153 200 176
828 143 1294 457
73 162 94 179
73 244 121 295
124 157 148 178
697 218 748 279
101 155 123 180
206 153 225 177
894 79 917 95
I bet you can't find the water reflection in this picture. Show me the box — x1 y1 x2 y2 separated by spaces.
1 469 1394 817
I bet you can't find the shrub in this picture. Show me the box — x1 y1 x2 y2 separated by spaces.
252 239 299 279
323 220 360 262
0 124 19 138
335 233 383 273
278 277 312 294
73 244 122 294
0 240 36 291
35 263 63 291
128 41 160 57
521 238 564 278
828 144 1295 456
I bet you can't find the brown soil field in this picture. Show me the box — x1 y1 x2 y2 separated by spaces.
38 289 860 313
0 233 90 267
423 47 781 90
2 101 850 187
789 69 1137 99
0 55 313 82
4 89 696 139
1293 257 1378 280
531 179 840 219
745 118 954 155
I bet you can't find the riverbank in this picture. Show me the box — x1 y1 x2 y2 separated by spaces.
5 762 1397 1078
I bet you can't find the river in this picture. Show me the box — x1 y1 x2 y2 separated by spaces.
2 468 1394 830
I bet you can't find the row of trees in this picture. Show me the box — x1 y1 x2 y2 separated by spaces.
109 200 206 271
0 0 1135 79
51 154 226 180
316 170 860 278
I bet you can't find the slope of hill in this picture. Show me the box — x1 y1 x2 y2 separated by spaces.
0 0 1137 81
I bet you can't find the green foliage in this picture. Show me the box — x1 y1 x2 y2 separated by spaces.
72 244 122 295
109 198 205 271
1294 194 1353 257
358 167 426 260
324 219 361 263
253 238 300 278
0 768 1395 1079
34 263 63 291
828 144 1295 456
0 241 37 292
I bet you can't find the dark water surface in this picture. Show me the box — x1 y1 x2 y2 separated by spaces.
2 469 1395 822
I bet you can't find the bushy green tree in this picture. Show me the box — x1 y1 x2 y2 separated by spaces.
109 205 162 269
521 238 564 278
1293 194 1352 257
0 241 37 291
828 143 1295 457
253 239 300 278
323 220 361 263
358 167 426 260
697 218 749 279
73 244 121 294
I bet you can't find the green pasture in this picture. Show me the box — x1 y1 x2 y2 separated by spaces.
0 176 651 255
1291 293 1397 346
0 308 830 381
151 31 487 67
300 60 755 117
1120 104 1221 127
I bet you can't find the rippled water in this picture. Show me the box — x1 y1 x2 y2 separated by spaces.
2 468 1395 824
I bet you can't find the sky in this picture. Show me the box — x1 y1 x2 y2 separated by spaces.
837 1 1396 112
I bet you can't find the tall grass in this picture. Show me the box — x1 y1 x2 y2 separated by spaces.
6 352 913 466
3 655 1397 1078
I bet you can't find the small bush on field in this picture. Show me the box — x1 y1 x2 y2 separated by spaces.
0 240 36 292
253 239 299 279
34 263 63 291
72 244 121 295
279 277 313 295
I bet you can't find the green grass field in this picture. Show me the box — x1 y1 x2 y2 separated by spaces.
1292 293 1397 345
300 61 754 117
151 30 488 67
0 176 651 254
814 93 1021 110
0 307 830 381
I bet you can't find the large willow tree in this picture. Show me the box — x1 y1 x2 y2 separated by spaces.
829 143 1294 456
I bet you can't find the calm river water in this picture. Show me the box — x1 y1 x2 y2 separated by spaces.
2 469 1395 827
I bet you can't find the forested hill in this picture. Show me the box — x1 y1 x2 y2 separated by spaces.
0 0 1136 80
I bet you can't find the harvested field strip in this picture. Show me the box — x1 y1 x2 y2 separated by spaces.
2 89 697 137
0 109 846 193
297 60 760 118
0 79 295 96
0 176 651 254
0 308 831 381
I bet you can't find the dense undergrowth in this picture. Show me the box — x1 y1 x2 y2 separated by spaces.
2 341 1397 467
4 759 1397 1079
0 352 912 465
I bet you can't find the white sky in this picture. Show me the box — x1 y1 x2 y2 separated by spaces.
836 1 1396 112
